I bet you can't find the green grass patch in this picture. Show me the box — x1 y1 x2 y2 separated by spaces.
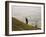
12 17 41 31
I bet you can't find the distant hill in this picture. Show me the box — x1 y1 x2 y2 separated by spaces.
12 17 41 31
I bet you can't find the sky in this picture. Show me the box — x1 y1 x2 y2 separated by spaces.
12 5 41 28
12 5 41 17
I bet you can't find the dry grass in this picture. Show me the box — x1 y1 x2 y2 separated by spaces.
12 17 41 31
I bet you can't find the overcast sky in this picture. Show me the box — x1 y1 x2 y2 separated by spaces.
12 5 41 18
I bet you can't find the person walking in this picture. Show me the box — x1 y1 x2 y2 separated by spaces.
25 17 28 24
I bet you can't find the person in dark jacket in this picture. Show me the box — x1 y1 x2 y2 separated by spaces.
25 17 28 24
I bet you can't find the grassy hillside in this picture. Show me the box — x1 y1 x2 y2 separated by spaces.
12 17 41 31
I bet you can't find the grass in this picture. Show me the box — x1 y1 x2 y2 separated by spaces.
12 17 41 31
